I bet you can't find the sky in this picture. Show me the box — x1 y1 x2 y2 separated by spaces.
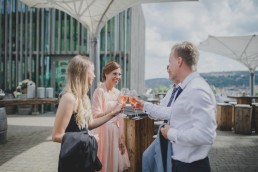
142 0 258 79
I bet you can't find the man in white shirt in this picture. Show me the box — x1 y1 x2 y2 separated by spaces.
160 65 181 108
135 41 217 172
142 65 180 172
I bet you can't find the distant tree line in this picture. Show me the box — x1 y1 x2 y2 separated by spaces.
200 71 258 88
145 71 258 92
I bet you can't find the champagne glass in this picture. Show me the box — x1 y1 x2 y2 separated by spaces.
119 88 129 105
129 89 140 120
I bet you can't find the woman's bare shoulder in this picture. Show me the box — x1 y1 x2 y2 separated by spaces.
60 92 76 104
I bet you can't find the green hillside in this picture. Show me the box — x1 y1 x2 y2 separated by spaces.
145 71 258 89
200 71 257 88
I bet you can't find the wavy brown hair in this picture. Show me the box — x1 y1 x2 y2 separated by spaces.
102 61 121 81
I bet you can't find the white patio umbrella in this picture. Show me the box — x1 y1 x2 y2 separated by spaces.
199 34 258 95
20 0 196 91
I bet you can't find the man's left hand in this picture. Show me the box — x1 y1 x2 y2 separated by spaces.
160 125 172 139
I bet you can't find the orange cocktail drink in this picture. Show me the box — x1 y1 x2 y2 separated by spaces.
119 95 129 104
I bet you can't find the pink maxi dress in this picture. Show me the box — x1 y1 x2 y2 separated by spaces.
92 83 130 172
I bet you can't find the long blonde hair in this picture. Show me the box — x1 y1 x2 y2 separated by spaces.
63 55 93 129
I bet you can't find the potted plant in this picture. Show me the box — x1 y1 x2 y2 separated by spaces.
13 79 35 115
13 79 35 98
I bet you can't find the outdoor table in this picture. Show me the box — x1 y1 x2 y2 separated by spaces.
216 103 233 131
227 95 258 105
0 98 58 114
234 104 252 134
0 98 58 106
227 96 258 133
123 107 154 172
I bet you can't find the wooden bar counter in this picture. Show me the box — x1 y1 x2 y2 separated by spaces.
124 117 154 172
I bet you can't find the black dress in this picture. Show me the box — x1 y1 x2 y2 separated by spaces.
65 112 86 133
58 113 101 172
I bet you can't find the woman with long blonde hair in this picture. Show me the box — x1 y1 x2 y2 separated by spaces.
52 55 124 170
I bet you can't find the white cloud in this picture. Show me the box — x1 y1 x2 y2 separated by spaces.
142 0 258 79
145 27 172 59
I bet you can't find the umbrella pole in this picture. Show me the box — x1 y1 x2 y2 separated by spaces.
88 0 114 97
89 34 100 98
250 71 255 96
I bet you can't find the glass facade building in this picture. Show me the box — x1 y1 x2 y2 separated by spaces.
0 0 145 96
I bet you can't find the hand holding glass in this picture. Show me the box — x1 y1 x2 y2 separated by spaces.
119 88 129 105
129 90 140 119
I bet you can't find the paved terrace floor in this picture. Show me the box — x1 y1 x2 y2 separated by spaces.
0 113 258 172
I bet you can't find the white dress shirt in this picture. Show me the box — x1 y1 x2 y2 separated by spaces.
150 84 179 120
159 88 173 106
143 72 217 163
160 84 181 106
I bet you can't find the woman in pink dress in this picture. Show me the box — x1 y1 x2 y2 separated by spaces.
92 61 130 172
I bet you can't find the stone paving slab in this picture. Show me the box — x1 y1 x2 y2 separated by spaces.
209 130 258 172
0 114 258 172
0 114 59 172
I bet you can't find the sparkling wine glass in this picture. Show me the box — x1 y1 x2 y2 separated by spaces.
119 88 129 105
129 89 140 119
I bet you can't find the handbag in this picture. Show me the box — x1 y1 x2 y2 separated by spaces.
59 130 102 172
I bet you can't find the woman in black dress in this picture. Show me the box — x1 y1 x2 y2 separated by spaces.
52 55 124 171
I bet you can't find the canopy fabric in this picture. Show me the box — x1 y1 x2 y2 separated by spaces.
199 35 258 72
20 0 196 93
199 34 258 95
20 0 194 36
